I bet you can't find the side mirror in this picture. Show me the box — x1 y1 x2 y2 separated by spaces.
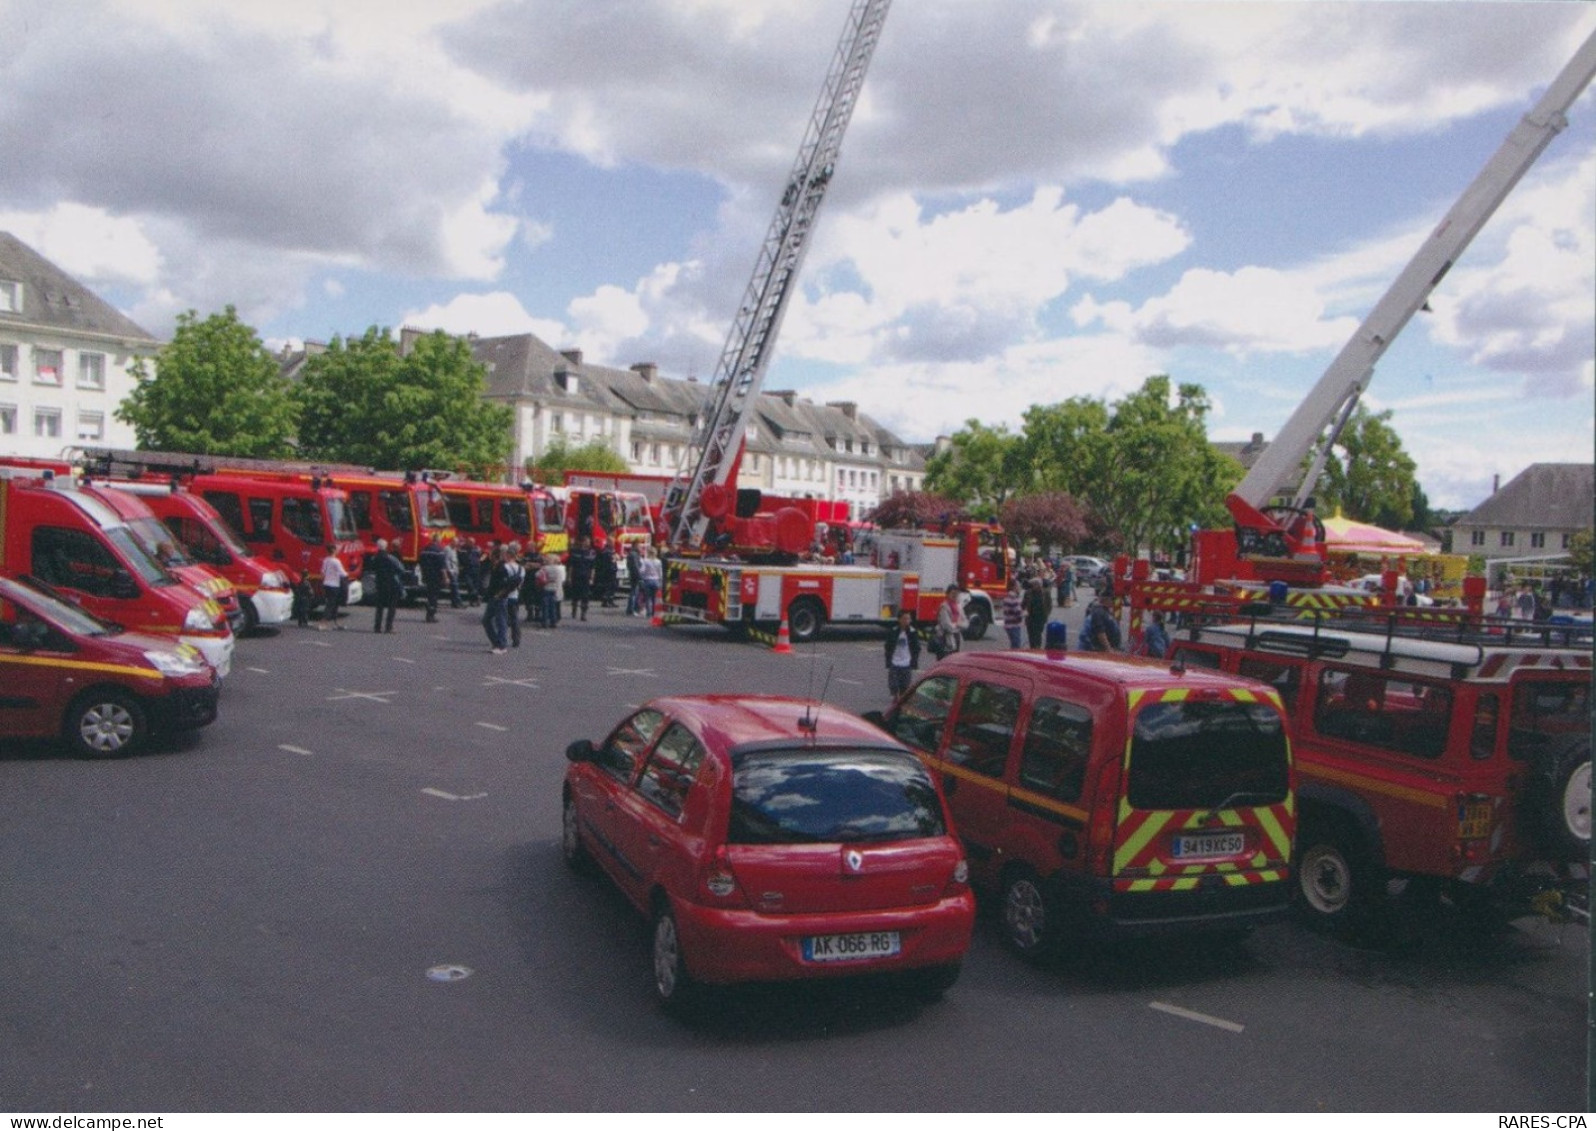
565 739 597 764
111 570 140 600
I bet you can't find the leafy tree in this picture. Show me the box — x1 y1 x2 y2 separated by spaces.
116 306 297 457
527 436 630 481
1568 528 1593 577
998 492 1089 556
869 490 967 529
1313 407 1418 530
294 328 511 471
922 421 1026 518
1016 397 1111 500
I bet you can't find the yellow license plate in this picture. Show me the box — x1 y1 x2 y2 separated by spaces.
1458 800 1492 840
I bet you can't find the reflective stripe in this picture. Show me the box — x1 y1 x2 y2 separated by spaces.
0 654 162 681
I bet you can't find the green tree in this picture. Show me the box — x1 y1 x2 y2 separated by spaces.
1567 528 1593 577
1314 407 1418 530
116 306 297 457
294 328 512 471
527 436 630 482
922 421 1026 518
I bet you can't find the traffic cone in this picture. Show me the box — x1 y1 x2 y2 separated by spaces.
772 613 794 654
650 607 664 627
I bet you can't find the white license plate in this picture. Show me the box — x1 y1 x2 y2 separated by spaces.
1173 832 1245 859
802 931 901 963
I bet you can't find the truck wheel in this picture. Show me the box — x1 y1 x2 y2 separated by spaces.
1001 868 1058 962
963 602 991 641
1295 821 1382 937
786 598 824 644
1529 735 1592 859
65 690 147 759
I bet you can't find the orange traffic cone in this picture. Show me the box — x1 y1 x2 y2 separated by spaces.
650 606 664 627
772 613 794 654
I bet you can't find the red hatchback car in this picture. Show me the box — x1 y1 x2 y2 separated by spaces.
562 694 975 1011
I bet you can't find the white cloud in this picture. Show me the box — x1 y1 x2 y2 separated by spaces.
0 203 161 286
402 292 565 342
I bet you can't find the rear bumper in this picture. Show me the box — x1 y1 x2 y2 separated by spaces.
672 892 975 986
1051 871 1291 941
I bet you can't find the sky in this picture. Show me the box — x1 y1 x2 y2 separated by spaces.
1 0 1592 514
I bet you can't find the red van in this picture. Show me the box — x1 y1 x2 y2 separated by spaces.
99 480 294 633
0 468 235 677
0 574 218 757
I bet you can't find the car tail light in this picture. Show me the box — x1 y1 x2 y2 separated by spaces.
941 857 970 898
1084 756 1123 876
700 844 746 905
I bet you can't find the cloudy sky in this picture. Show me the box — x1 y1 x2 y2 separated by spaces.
2 0 1592 511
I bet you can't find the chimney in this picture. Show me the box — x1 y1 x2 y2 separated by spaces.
1492 473 1500 494
827 401 858 421
630 362 658 383
769 389 798 407
559 348 583 366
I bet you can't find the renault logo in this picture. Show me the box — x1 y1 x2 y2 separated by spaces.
845 849 863 873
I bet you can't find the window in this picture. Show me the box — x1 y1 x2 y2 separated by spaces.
379 489 413 532
76 411 104 441
888 675 957 753
551 413 564 433
1500 531 1515 548
203 492 252 543
33 407 60 438
1313 669 1453 760
947 681 1022 778
636 723 706 819
729 749 944 844
281 497 324 545
650 443 661 464
1470 530 1485 547
599 708 664 783
0 343 16 380
1128 699 1290 809
0 280 19 313
247 497 276 541
166 516 232 569
33 349 62 386
77 352 105 389
1470 694 1500 761
346 490 373 532
1507 681 1590 762
31 526 126 598
1238 657 1304 713
1018 698 1093 802
1530 532 1545 549
0 404 14 434
631 441 643 462
1563 533 1573 550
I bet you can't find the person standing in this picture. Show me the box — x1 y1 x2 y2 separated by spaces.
594 544 619 608
883 608 921 700
481 546 515 654
1001 579 1024 649
567 537 596 621
504 544 525 648
443 537 462 609
540 554 565 629
1142 611 1170 658
457 537 482 606
1056 561 1072 608
1024 576 1052 650
319 545 348 630
1082 596 1121 652
934 585 966 659
370 539 405 633
624 543 644 616
636 546 661 619
418 535 447 623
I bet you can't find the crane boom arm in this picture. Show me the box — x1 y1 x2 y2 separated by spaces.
661 0 891 549
1231 25 1596 513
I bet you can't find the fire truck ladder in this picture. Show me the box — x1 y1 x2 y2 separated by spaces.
660 0 892 550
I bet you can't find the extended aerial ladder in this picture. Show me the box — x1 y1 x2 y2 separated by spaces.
1224 25 1596 574
659 0 891 551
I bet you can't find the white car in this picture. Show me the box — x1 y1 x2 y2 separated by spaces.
1354 573 1433 606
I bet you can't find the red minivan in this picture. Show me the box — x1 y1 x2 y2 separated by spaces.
562 694 975 1011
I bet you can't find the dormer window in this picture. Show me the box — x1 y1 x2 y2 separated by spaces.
0 280 19 314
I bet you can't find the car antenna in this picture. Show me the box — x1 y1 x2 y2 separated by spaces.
799 656 835 734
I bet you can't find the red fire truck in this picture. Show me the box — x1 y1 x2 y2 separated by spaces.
440 477 566 558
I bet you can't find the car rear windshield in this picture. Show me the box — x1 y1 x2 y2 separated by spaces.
1127 699 1290 811
729 747 946 845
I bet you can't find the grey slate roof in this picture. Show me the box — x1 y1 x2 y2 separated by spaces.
1456 463 1595 529
0 231 157 343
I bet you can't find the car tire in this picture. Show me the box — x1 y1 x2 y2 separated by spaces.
561 793 594 874
65 689 147 759
1001 868 1058 962
651 902 697 1014
785 598 824 645
907 961 962 1002
1526 734 1591 859
241 595 261 636
1295 820 1383 938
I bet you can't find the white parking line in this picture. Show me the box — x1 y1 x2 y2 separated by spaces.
277 744 313 757
246 666 270 674
475 722 508 732
1149 1001 1244 1033
421 788 488 802
393 657 416 664
836 678 863 686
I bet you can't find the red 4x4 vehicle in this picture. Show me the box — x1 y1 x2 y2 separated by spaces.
875 651 1296 957
1170 613 1591 931
561 694 975 1011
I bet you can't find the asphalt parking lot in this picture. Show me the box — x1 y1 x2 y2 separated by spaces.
1 596 1588 1112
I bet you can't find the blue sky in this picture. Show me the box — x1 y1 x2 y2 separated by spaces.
1 0 1591 512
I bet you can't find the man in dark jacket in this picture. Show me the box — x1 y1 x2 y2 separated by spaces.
567 537 596 621
624 543 644 616
594 544 618 608
417 536 447 623
370 539 406 633
883 608 921 700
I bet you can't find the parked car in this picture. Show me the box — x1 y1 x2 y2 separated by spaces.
872 651 1295 958
0 575 220 758
561 694 975 1011
1066 556 1110 587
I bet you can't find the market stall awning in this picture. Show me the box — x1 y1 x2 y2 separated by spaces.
1321 511 1428 555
